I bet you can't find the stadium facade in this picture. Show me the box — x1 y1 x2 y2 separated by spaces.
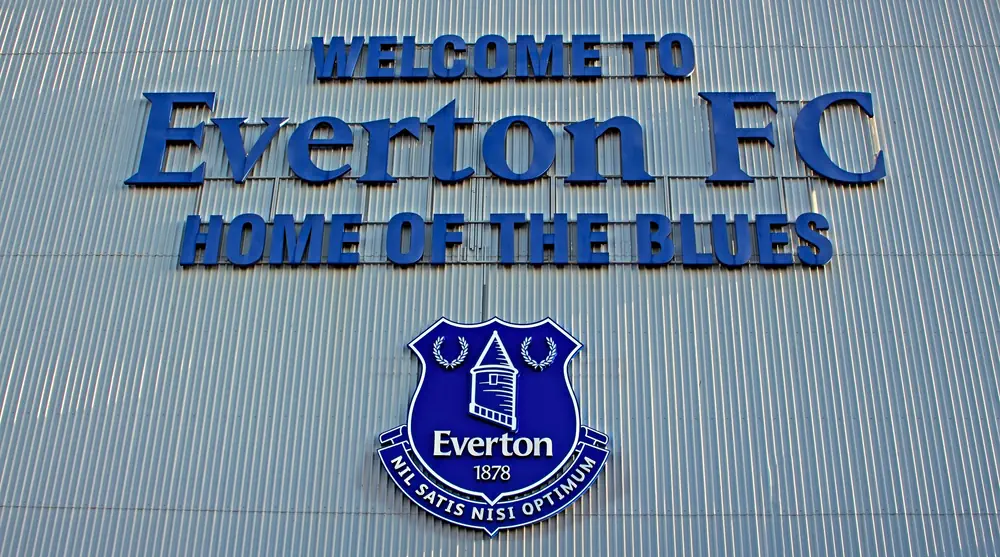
0 0 998 554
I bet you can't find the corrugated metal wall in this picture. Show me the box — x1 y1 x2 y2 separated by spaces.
0 0 999 554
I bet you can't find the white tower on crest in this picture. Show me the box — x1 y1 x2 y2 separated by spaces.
468 331 519 430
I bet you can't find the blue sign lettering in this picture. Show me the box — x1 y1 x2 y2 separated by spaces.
177 213 834 268
328 214 362 266
213 116 287 183
491 213 527 265
387 212 426 266
428 101 475 183
431 214 465 265
358 118 421 184
226 213 267 267
699 91 778 184
576 213 609 266
474 35 508 80
681 213 715 267
564 117 653 184
400 36 430 80
658 33 696 78
483 116 556 182
180 214 223 266
795 92 887 184
287 116 353 183
125 92 215 186
571 35 602 78
530 213 569 265
636 214 673 265
312 36 364 81
271 214 324 266
121 32 883 275
431 35 467 79
712 214 752 268
756 214 795 268
515 35 563 78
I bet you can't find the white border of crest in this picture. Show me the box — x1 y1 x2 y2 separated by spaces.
406 316 584 505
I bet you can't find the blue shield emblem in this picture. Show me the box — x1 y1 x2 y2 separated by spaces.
379 317 609 535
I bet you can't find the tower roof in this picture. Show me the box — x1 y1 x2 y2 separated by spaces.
473 330 517 371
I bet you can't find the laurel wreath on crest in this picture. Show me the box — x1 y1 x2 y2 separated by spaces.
432 336 469 369
521 337 558 370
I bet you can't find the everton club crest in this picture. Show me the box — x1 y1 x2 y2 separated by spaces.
378 317 609 536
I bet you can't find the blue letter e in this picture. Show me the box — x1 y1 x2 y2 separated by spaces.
126 92 216 186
